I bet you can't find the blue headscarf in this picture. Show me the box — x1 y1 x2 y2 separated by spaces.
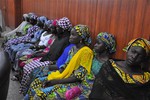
97 32 116 54
37 16 48 24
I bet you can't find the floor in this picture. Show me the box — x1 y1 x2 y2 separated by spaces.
7 71 24 100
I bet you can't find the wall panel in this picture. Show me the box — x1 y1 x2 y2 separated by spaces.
2 0 150 59
7 0 16 29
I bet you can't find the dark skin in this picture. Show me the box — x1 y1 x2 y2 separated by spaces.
94 38 110 63
48 27 82 71
43 28 84 88
116 46 147 75
56 26 70 38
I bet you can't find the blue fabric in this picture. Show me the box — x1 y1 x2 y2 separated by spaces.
9 43 34 62
56 44 75 69
31 29 44 43
11 43 34 52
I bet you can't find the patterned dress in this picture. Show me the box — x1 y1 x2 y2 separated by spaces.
24 47 97 100
4 25 40 52
19 35 70 94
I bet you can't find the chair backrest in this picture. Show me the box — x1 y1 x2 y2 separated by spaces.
0 49 11 100
0 9 6 32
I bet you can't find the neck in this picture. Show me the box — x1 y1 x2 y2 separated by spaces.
124 61 142 72
96 52 109 63
76 43 85 50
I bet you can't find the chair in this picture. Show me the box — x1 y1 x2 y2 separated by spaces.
0 49 11 100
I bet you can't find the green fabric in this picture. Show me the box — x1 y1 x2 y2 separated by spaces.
91 57 103 75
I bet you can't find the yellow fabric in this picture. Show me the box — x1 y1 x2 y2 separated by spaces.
111 60 150 84
47 46 93 80
123 38 150 55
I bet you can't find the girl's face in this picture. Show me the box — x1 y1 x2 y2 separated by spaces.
36 20 43 27
69 28 81 44
43 23 48 31
50 25 57 34
126 46 146 66
29 18 37 25
56 26 64 34
94 39 106 53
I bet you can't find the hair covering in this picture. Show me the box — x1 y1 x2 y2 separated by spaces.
30 14 38 20
52 19 58 26
48 46 93 80
97 32 116 54
73 24 92 46
23 14 29 21
45 20 53 28
57 17 72 30
123 38 150 56
37 16 48 24
28 12 35 18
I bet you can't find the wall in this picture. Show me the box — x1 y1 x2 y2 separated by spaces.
1 0 150 59
0 0 6 24
0 0 22 29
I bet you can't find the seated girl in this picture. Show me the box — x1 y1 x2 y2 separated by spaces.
4 14 39 53
19 17 72 95
3 13 32 40
89 38 150 100
23 24 93 100
8 16 47 62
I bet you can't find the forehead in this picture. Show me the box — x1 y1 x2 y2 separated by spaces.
129 46 146 55
96 38 103 43
71 28 77 33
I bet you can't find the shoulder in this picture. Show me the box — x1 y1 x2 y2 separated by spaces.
102 59 124 68
81 46 93 53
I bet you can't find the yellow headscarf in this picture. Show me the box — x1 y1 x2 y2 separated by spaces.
123 38 150 56
47 46 93 80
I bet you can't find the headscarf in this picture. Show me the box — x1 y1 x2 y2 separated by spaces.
123 38 150 56
23 14 29 21
45 20 53 28
52 19 58 26
57 17 72 30
30 14 38 20
73 24 92 46
97 32 116 54
47 46 93 80
28 12 35 15
37 16 48 24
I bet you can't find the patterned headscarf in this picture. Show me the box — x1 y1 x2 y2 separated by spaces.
97 32 116 54
123 38 150 56
23 14 29 21
37 16 48 24
52 19 58 26
45 20 53 28
57 17 72 30
73 24 92 46
30 14 38 20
